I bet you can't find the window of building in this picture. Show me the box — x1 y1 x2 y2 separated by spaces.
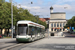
60 23 62 27
51 23 53 27
63 23 65 26
60 29 61 31
54 29 56 31
51 28 53 31
57 23 59 27
57 29 59 31
54 23 56 27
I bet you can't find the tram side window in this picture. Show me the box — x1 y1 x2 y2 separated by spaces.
29 26 35 35
42 28 45 34
39 28 42 33
37 28 40 33
34 27 38 35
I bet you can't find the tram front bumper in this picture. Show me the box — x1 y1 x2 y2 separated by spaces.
16 38 30 42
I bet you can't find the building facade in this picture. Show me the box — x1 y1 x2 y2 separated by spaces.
39 18 50 22
39 18 50 29
49 6 67 32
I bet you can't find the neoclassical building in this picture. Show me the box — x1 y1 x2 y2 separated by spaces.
49 6 67 32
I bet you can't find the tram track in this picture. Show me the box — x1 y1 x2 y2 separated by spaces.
1 42 34 50
0 43 16 49
0 41 33 50
7 43 31 50
3 38 45 50
1 43 24 50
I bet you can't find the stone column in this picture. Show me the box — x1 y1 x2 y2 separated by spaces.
53 23 54 32
59 23 60 31
53 23 54 27
64 23 66 25
49 23 51 31
59 23 60 27
62 22 63 31
56 23 57 27
56 23 57 31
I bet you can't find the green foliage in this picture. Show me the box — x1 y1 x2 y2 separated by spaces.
65 16 75 28
0 2 47 29
0 0 5 3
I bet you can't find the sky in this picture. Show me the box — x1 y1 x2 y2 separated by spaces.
5 0 75 19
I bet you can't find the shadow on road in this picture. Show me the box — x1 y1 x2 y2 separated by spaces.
5 41 17 43
5 39 43 44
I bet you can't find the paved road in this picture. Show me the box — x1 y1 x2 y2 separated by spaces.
0 37 75 50
20 37 75 50
0 32 75 50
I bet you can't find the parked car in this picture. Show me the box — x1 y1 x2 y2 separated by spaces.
0 34 2 38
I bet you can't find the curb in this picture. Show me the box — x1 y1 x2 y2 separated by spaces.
71 34 75 36
1 38 11 39
54 36 65 37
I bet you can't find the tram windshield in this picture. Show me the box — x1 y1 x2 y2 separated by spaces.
18 24 28 35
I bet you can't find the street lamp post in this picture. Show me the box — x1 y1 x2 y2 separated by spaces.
11 0 13 38
48 20 50 38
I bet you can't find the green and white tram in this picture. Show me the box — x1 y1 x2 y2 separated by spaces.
16 20 45 42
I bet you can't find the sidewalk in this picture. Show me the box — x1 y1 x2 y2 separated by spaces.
0 38 16 43
0 38 16 39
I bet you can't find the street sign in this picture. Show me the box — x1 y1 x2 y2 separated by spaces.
72 27 74 30
70 27 71 29
67 27 70 29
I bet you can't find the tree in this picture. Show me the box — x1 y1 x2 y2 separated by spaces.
0 0 5 3
64 16 75 28
0 1 47 36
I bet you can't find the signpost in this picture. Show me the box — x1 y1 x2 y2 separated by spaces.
48 29 50 38
48 20 50 38
11 0 13 38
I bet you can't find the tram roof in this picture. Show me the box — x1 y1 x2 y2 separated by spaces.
17 20 45 28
